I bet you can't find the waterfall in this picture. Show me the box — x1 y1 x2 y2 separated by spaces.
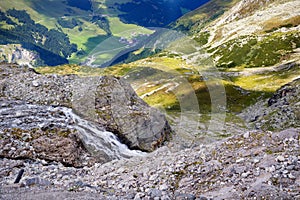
61 107 147 161
0 99 146 162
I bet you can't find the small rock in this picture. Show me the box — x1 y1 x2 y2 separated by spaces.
24 177 51 187
288 173 296 179
236 158 245 163
134 192 145 200
125 193 136 199
32 80 40 87
149 174 157 181
282 170 289 174
159 184 169 191
243 132 250 139
241 171 251 178
276 156 285 162
266 165 276 172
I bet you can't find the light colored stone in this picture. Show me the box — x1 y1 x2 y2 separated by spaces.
276 156 285 162
236 158 245 163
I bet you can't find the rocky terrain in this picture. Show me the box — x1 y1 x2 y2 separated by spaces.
0 63 299 199
0 128 299 199
241 78 300 131
0 44 39 68
0 0 300 199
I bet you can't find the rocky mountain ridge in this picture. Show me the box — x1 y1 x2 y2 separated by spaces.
240 78 300 130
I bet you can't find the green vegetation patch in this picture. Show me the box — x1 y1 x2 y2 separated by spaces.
213 31 300 68
232 63 300 92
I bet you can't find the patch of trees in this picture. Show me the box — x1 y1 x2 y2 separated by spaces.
57 17 83 29
91 16 111 35
0 10 15 25
6 9 34 24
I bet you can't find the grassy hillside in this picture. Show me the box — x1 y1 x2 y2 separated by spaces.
34 0 300 111
0 0 214 66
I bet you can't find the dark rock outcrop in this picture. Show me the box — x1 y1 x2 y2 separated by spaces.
240 78 300 130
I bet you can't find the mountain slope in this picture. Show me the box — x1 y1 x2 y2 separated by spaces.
175 0 300 68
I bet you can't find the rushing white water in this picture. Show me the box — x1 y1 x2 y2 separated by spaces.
61 107 147 161
0 100 146 161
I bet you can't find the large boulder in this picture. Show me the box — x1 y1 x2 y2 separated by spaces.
0 63 171 152
94 76 172 151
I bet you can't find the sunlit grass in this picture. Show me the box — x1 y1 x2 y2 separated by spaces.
108 17 153 38
62 22 106 50
232 64 300 92
35 64 105 76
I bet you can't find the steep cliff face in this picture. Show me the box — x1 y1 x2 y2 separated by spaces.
0 63 172 166
0 44 40 67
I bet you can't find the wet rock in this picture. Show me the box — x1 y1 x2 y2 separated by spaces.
0 100 97 167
